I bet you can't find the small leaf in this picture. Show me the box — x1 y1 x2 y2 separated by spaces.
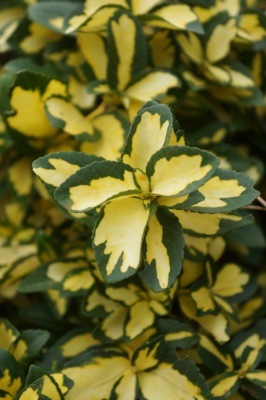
107 10 147 90
122 101 173 171
140 207 184 292
93 197 150 283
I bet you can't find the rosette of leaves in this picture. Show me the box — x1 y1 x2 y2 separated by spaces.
177 257 258 343
197 319 266 399
33 101 259 292
176 12 264 106
60 336 211 400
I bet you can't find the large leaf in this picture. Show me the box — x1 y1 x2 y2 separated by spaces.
33 151 103 194
147 146 219 197
54 161 139 212
190 169 259 213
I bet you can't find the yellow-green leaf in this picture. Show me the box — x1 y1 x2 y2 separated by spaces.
93 197 150 282
122 102 173 171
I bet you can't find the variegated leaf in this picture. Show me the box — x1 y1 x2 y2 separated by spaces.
156 318 198 349
10 330 50 363
44 97 99 141
17 370 72 400
142 3 203 33
33 152 103 194
62 348 132 400
107 11 147 90
67 3 129 34
210 371 240 400
0 6 24 53
147 146 219 197
77 32 107 80
198 335 234 373
28 1 78 33
126 68 181 102
170 209 254 236
93 197 150 283
206 17 237 63
54 161 139 212
134 340 211 400
80 110 129 161
54 328 100 359
122 101 173 171
140 207 184 292
179 295 230 342
19 258 92 296
0 349 24 399
130 0 163 15
190 169 259 213
6 71 66 139
8 157 33 197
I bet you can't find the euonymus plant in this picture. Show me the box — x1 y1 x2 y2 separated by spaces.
0 0 266 399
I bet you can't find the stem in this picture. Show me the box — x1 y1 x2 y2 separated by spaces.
257 196 266 208
244 205 266 211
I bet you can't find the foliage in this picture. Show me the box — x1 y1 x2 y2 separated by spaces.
0 0 266 399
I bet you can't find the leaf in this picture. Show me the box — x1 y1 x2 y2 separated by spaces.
147 146 219 197
93 197 150 283
131 0 163 15
156 318 198 349
80 110 129 161
0 349 24 398
198 335 234 373
11 330 50 363
126 69 181 102
140 207 184 292
62 349 132 400
28 1 78 33
33 151 103 194
191 285 217 316
107 10 147 90
16 373 68 400
66 3 129 34
206 17 237 63
190 169 259 213
77 32 107 80
6 71 66 139
122 101 173 171
54 161 139 212
19 258 90 294
0 319 19 351
170 209 253 236
44 97 99 141
142 3 203 33
54 328 100 358
211 263 255 301
210 371 240 399
8 157 33 197
177 31 203 64
134 341 211 400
